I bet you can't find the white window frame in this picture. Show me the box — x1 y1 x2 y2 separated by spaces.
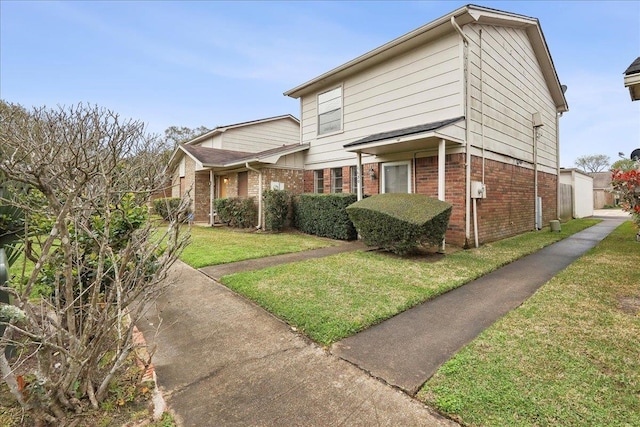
381 161 412 194
317 86 343 137
314 170 324 193
331 168 343 193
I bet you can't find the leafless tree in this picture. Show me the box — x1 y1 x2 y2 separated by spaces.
575 154 610 173
0 101 190 424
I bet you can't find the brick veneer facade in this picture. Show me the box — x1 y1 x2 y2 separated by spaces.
303 154 557 248
191 167 305 224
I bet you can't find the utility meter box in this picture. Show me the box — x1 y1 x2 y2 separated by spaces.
471 181 486 199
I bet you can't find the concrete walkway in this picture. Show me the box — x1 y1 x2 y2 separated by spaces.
139 261 457 427
200 240 368 280
331 215 628 394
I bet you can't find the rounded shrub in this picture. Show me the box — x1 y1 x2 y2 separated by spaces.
346 193 452 255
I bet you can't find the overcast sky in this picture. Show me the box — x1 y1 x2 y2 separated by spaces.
1 1 639 168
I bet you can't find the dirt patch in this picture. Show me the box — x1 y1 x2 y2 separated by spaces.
372 244 463 263
618 295 640 315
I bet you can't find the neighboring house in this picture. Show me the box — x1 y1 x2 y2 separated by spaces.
167 115 307 225
591 171 615 209
624 57 640 101
284 4 568 247
559 168 594 219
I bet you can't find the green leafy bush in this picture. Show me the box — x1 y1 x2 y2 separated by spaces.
34 192 157 300
263 189 290 232
293 193 357 240
346 193 452 255
153 197 189 222
214 197 258 228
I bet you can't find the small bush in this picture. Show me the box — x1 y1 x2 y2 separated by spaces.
293 193 357 240
263 189 290 232
153 197 188 221
214 197 258 228
346 193 452 255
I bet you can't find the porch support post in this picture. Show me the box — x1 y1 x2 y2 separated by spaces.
438 139 446 253
356 151 363 201
438 139 446 201
209 170 214 226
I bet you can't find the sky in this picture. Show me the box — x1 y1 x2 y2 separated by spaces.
1 1 639 168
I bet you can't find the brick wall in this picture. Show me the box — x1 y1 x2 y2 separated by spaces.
194 171 210 222
362 163 380 195
415 154 467 246
289 155 557 248
262 168 305 194
469 156 557 246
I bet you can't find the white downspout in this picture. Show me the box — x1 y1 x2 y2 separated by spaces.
480 29 485 185
438 139 446 252
452 16 472 247
533 125 539 230
245 162 262 229
356 151 363 201
556 112 562 220
438 139 446 200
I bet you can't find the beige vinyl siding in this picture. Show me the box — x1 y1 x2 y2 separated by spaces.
301 32 462 168
466 24 558 170
221 119 299 152
194 134 223 149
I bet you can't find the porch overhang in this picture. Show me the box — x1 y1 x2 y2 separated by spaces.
624 57 640 101
344 117 465 155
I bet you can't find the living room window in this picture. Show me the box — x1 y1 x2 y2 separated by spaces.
382 161 411 194
318 86 342 136
331 168 343 193
314 170 324 193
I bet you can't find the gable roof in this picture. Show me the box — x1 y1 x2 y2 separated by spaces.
624 57 640 76
181 145 252 166
185 114 299 146
284 4 568 113
173 143 309 170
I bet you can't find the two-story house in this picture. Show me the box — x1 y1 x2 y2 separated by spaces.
167 115 307 224
284 4 568 247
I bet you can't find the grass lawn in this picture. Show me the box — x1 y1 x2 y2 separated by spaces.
179 225 338 268
418 221 640 426
221 219 600 345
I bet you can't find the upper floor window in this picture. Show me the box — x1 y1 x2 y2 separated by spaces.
318 86 342 136
314 170 324 193
331 168 343 193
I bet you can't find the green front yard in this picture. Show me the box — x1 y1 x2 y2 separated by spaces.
180 226 338 267
215 219 599 345
419 221 640 426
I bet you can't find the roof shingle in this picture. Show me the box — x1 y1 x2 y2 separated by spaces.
344 117 464 148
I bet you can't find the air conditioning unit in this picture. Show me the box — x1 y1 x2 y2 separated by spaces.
471 181 486 199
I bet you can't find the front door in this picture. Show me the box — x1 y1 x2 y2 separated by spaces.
219 176 228 198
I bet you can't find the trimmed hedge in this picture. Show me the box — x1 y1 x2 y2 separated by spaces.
214 197 258 228
153 197 190 222
346 193 452 255
263 189 290 232
293 193 357 240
